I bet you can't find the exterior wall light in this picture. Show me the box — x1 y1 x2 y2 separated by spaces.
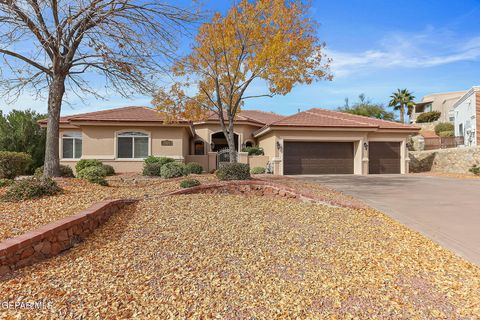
363 142 369 151
276 141 282 152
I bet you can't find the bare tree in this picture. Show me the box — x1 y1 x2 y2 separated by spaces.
0 0 198 176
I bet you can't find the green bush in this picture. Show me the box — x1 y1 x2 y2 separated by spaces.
160 162 186 179
469 165 480 175
434 122 454 135
34 164 75 178
250 166 266 174
142 162 163 176
75 159 103 173
241 146 264 156
77 166 108 186
143 157 176 176
0 151 32 179
185 162 203 174
180 179 201 188
1 177 61 201
101 164 115 176
438 130 454 137
416 111 441 123
144 156 175 167
0 179 13 187
216 163 250 181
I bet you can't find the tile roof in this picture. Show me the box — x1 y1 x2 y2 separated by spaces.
267 108 420 131
203 110 285 125
38 106 189 124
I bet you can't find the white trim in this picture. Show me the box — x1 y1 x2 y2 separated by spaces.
114 129 151 160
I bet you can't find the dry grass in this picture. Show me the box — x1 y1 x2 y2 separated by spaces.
1 191 479 319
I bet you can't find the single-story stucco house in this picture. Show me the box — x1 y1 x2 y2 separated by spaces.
39 106 419 175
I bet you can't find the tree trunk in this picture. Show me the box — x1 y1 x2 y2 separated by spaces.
43 75 66 177
399 104 405 124
226 120 237 163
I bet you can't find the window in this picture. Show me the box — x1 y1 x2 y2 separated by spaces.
459 124 464 137
117 132 149 158
245 141 254 148
62 132 82 159
194 141 205 155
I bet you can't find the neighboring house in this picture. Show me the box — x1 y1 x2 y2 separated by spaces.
453 86 480 147
39 106 419 175
412 90 467 123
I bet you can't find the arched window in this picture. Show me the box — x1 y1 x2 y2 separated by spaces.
194 140 205 155
245 141 254 148
62 132 82 159
117 131 149 158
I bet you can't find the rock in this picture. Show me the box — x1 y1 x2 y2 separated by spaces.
20 247 34 259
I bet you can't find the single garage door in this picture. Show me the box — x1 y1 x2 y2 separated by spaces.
369 142 401 174
284 141 354 175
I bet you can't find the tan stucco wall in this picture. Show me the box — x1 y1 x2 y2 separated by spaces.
60 125 189 160
257 129 411 175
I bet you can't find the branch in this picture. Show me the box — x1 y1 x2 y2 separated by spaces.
241 94 274 100
0 49 51 74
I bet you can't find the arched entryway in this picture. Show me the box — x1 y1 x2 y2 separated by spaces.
211 131 239 152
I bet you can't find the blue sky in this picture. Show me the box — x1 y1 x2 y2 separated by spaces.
2 0 480 117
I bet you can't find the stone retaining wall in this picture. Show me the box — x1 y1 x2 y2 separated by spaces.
0 199 137 277
409 147 480 173
163 180 368 209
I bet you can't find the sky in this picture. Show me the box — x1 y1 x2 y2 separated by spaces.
2 0 480 117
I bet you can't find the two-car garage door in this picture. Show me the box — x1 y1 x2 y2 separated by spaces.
283 141 401 175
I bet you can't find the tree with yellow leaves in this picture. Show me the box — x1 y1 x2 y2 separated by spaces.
153 0 332 162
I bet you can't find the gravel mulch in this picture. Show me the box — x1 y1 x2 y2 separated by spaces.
1 193 479 319
0 175 216 241
255 175 368 208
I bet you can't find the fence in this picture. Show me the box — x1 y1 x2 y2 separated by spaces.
424 136 464 150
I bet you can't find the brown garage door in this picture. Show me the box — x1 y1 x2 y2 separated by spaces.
284 142 354 175
369 142 401 174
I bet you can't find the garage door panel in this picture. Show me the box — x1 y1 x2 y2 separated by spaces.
369 142 401 174
284 142 354 175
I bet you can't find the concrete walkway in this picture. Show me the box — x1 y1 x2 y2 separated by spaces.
295 175 480 266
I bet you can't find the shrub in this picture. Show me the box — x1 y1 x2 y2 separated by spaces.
101 164 115 176
143 157 176 176
77 166 108 186
216 163 250 181
34 165 75 178
469 164 480 175
0 151 32 179
185 162 203 175
438 130 454 137
416 111 441 123
434 122 454 135
1 177 61 201
144 156 175 167
0 179 13 187
180 179 201 188
250 166 266 174
75 159 103 173
142 162 163 176
241 146 264 156
160 162 186 179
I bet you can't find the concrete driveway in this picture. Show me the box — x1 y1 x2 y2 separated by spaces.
294 175 480 266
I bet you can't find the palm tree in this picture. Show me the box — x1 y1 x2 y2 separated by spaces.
388 89 416 123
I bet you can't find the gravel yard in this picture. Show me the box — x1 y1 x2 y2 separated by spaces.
1 190 479 318
0 175 216 241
